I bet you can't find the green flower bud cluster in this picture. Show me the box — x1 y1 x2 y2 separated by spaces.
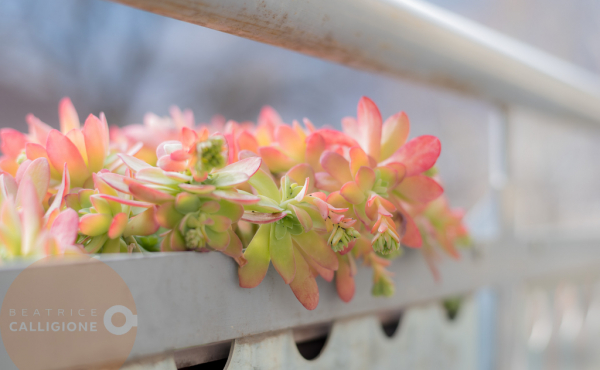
196 136 226 174
185 227 207 250
183 211 211 250
372 274 395 297
328 224 361 252
372 232 400 255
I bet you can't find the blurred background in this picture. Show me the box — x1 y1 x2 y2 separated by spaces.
3 1 600 369
2 0 600 217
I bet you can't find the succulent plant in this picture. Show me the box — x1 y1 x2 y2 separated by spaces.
0 96 470 311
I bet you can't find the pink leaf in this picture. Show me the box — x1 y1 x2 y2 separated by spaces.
340 181 366 205
336 254 356 302
349 146 370 177
289 248 320 310
213 189 260 204
0 128 27 158
58 97 80 132
215 156 262 178
258 146 296 173
380 112 410 161
46 130 90 188
50 208 79 247
26 114 53 145
305 133 326 171
16 158 50 204
117 153 152 172
128 182 174 204
275 125 304 162
320 151 353 184
241 211 286 224
314 171 341 193
357 96 383 161
386 135 441 176
107 212 128 239
355 166 376 193
98 194 154 208
82 114 107 173
394 175 444 204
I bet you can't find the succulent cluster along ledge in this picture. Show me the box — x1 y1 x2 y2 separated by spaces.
0 97 469 310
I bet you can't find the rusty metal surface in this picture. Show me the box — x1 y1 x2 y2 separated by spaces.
107 0 600 123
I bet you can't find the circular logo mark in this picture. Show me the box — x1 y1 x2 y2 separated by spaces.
0 255 137 370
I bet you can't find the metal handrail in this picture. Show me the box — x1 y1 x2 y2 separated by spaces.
111 0 600 123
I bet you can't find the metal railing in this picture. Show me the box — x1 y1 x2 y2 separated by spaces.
2 0 600 368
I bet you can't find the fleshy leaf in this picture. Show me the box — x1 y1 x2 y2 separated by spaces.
336 254 356 302
287 164 315 193
129 182 174 204
59 97 80 132
124 207 159 237
289 247 319 310
314 172 341 193
215 156 262 178
305 133 326 171
85 235 108 253
237 131 259 154
214 200 244 222
349 147 370 177
238 224 271 288
320 151 353 184
16 157 49 203
213 189 260 204
0 128 27 157
175 192 201 214
207 172 249 188
340 181 366 204
380 112 410 161
46 130 90 187
386 135 441 176
97 194 154 208
394 175 443 203
241 211 286 224
355 166 376 193
275 125 304 162
258 146 296 173
248 168 281 202
270 227 295 284
293 230 339 270
291 205 312 232
79 213 112 237
107 212 128 239
222 229 244 259
50 208 78 248
155 202 183 229
82 114 108 173
118 153 152 172
179 184 216 194
205 227 230 250
357 97 383 161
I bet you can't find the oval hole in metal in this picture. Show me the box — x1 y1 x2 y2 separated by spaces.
293 322 332 360
379 311 403 338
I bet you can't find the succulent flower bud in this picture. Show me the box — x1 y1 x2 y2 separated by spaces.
16 152 27 165
328 224 360 253
372 274 395 297
185 227 207 250
371 215 401 255
196 136 226 174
